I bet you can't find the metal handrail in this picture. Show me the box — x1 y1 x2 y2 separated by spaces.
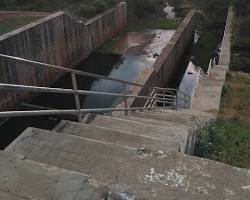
0 83 168 101
0 54 183 93
0 83 170 120
0 53 191 120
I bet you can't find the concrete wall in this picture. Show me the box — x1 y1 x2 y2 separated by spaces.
0 2 127 111
218 6 233 68
131 11 196 107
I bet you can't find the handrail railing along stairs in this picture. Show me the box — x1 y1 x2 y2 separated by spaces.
0 54 191 122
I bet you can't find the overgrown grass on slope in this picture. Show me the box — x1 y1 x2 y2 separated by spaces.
195 72 250 168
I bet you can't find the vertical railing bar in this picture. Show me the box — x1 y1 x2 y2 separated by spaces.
71 73 82 122
176 91 178 110
123 83 128 115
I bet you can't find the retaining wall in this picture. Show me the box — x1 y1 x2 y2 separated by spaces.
0 2 127 111
131 11 196 107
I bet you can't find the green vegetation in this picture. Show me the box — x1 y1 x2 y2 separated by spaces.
0 0 166 19
0 0 118 18
195 72 250 168
127 0 165 18
192 29 222 69
230 0 250 72
192 0 229 70
0 16 41 35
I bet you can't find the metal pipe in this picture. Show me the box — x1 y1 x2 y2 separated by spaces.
0 54 165 91
71 73 82 122
0 83 168 101
0 54 191 98
0 107 155 118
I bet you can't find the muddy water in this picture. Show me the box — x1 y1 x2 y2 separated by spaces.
83 29 175 108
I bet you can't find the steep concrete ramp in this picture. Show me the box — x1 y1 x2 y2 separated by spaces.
0 151 101 200
5 127 250 199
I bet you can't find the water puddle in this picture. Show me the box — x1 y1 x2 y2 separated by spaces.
83 29 175 108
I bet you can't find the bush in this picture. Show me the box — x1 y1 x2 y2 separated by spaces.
91 0 108 13
195 118 250 168
78 4 97 17
128 0 164 17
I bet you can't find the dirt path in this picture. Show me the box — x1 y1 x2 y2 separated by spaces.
0 11 49 21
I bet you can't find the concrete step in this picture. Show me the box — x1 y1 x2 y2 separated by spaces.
53 120 181 152
5 127 250 199
0 151 101 200
152 108 217 119
110 114 192 129
83 114 190 153
125 109 215 126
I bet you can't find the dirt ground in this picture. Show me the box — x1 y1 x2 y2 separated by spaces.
0 11 49 35
0 11 49 21
219 71 250 124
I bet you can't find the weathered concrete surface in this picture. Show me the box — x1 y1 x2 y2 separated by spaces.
53 120 181 152
84 114 189 153
192 7 233 113
5 128 250 200
0 2 127 111
192 66 228 112
0 151 102 200
126 109 215 126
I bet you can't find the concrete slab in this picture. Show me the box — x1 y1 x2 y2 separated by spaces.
192 66 228 113
0 151 101 200
84 114 190 152
54 120 181 152
126 110 213 126
111 114 192 129
192 80 223 112
148 108 217 118
5 128 250 199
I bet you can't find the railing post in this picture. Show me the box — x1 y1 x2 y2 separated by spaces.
71 73 82 122
184 93 187 109
175 93 178 111
123 83 128 115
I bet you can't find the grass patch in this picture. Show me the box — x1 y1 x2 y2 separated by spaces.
195 72 250 168
98 19 178 53
0 16 41 35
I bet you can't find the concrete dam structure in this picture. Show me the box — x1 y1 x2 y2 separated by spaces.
1 4 249 200
0 2 127 111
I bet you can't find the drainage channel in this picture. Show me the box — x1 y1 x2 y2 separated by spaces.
0 29 191 149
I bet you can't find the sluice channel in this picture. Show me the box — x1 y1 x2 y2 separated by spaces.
0 8 198 149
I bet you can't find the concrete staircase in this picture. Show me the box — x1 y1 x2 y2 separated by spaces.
2 108 250 199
